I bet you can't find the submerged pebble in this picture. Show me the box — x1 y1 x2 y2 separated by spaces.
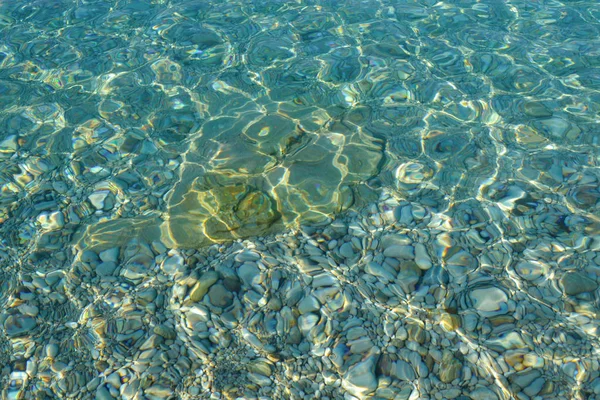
0 1 597 399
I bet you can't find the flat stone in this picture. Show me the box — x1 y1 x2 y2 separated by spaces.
511 370 541 388
4 314 37 337
96 386 114 400
407 323 426 344
469 387 498 400
560 271 598 295
397 261 422 294
86 377 100 392
523 377 545 397
223 276 242 292
438 388 462 399
154 325 177 340
297 295 320 314
88 190 109 209
312 273 337 288
346 326 368 341
235 250 261 262
266 297 282 311
470 286 508 316
122 379 140 399
238 263 260 287
286 326 302 345
106 372 121 389
164 180 282 248
524 101 552 117
98 247 119 263
523 353 544 368
349 337 375 354
592 377 600 395
365 262 396 282
383 245 414 259
97 262 117 276
189 271 219 302
145 385 173 397
247 372 272 386
392 360 416 381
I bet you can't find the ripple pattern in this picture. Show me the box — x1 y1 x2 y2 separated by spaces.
1 0 600 399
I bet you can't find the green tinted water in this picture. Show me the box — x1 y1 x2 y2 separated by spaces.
1 0 600 398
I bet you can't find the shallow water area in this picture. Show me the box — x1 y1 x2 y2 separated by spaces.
1 0 600 399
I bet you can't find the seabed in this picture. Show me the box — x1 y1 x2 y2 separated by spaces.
1 0 600 399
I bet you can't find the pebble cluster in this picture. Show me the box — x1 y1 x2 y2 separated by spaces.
2 189 600 399
1 0 600 399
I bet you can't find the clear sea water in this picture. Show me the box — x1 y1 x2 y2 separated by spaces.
1 0 599 399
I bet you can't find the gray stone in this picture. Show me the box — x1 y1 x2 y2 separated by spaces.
297 295 320 314
286 326 302 345
161 254 185 276
189 271 219 302
511 370 541 388
414 243 432 270
145 385 173 397
342 356 378 397
223 276 242 292
383 245 414 259
235 251 261 262
298 313 319 334
339 242 355 259
591 377 600 395
96 386 114 400
86 377 100 392
560 272 598 295
523 101 552 118
238 263 260 287
99 247 120 263
208 284 233 308
45 344 59 358
392 360 416 381
154 325 177 340
469 387 498 400
4 315 37 337
97 262 117 276
523 377 545 397
81 250 99 263
439 351 462 383
312 273 336 288
365 262 396 282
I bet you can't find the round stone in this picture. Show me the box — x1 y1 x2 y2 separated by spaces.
339 242 355 259
46 343 59 358
208 284 233 308
470 286 508 317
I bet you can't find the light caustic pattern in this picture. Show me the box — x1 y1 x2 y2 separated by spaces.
0 0 600 399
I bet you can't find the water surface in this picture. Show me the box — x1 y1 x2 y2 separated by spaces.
1 0 599 399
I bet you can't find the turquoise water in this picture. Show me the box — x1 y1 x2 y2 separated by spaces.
1 0 600 399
